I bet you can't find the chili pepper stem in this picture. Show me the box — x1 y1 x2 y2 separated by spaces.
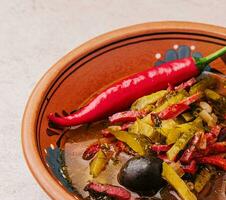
195 46 226 71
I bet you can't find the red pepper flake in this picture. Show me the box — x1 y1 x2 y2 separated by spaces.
197 132 207 150
115 141 126 152
82 143 100 160
182 160 197 174
211 125 222 137
84 182 131 200
196 155 226 171
192 151 204 159
151 144 173 152
158 103 190 120
167 83 174 91
174 77 196 91
115 141 136 156
205 142 226 155
158 93 200 120
102 129 113 138
121 122 133 130
109 110 145 124
206 125 221 145
180 134 201 163
102 122 133 138
180 92 201 105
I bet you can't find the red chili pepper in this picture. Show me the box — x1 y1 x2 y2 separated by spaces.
82 143 101 160
180 134 201 163
196 155 226 170
109 110 145 124
84 182 131 200
48 47 226 126
182 160 197 174
174 77 196 91
158 93 200 120
151 144 173 152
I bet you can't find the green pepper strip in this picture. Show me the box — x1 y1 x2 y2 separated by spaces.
131 90 167 111
109 130 146 156
162 162 197 200
167 131 195 161
154 90 188 113
90 150 109 178
166 117 203 144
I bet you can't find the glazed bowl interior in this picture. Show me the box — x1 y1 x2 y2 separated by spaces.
22 21 226 200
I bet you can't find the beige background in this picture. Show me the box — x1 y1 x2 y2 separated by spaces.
0 0 225 199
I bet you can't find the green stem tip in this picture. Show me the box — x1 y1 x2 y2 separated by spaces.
195 46 226 71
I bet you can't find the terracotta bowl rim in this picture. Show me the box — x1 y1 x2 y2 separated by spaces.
21 21 226 200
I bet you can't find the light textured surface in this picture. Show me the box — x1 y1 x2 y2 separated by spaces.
0 0 225 199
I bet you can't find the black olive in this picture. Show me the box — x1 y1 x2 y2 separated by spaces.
118 156 166 195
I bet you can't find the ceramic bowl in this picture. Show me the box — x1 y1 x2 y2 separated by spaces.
22 21 226 200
